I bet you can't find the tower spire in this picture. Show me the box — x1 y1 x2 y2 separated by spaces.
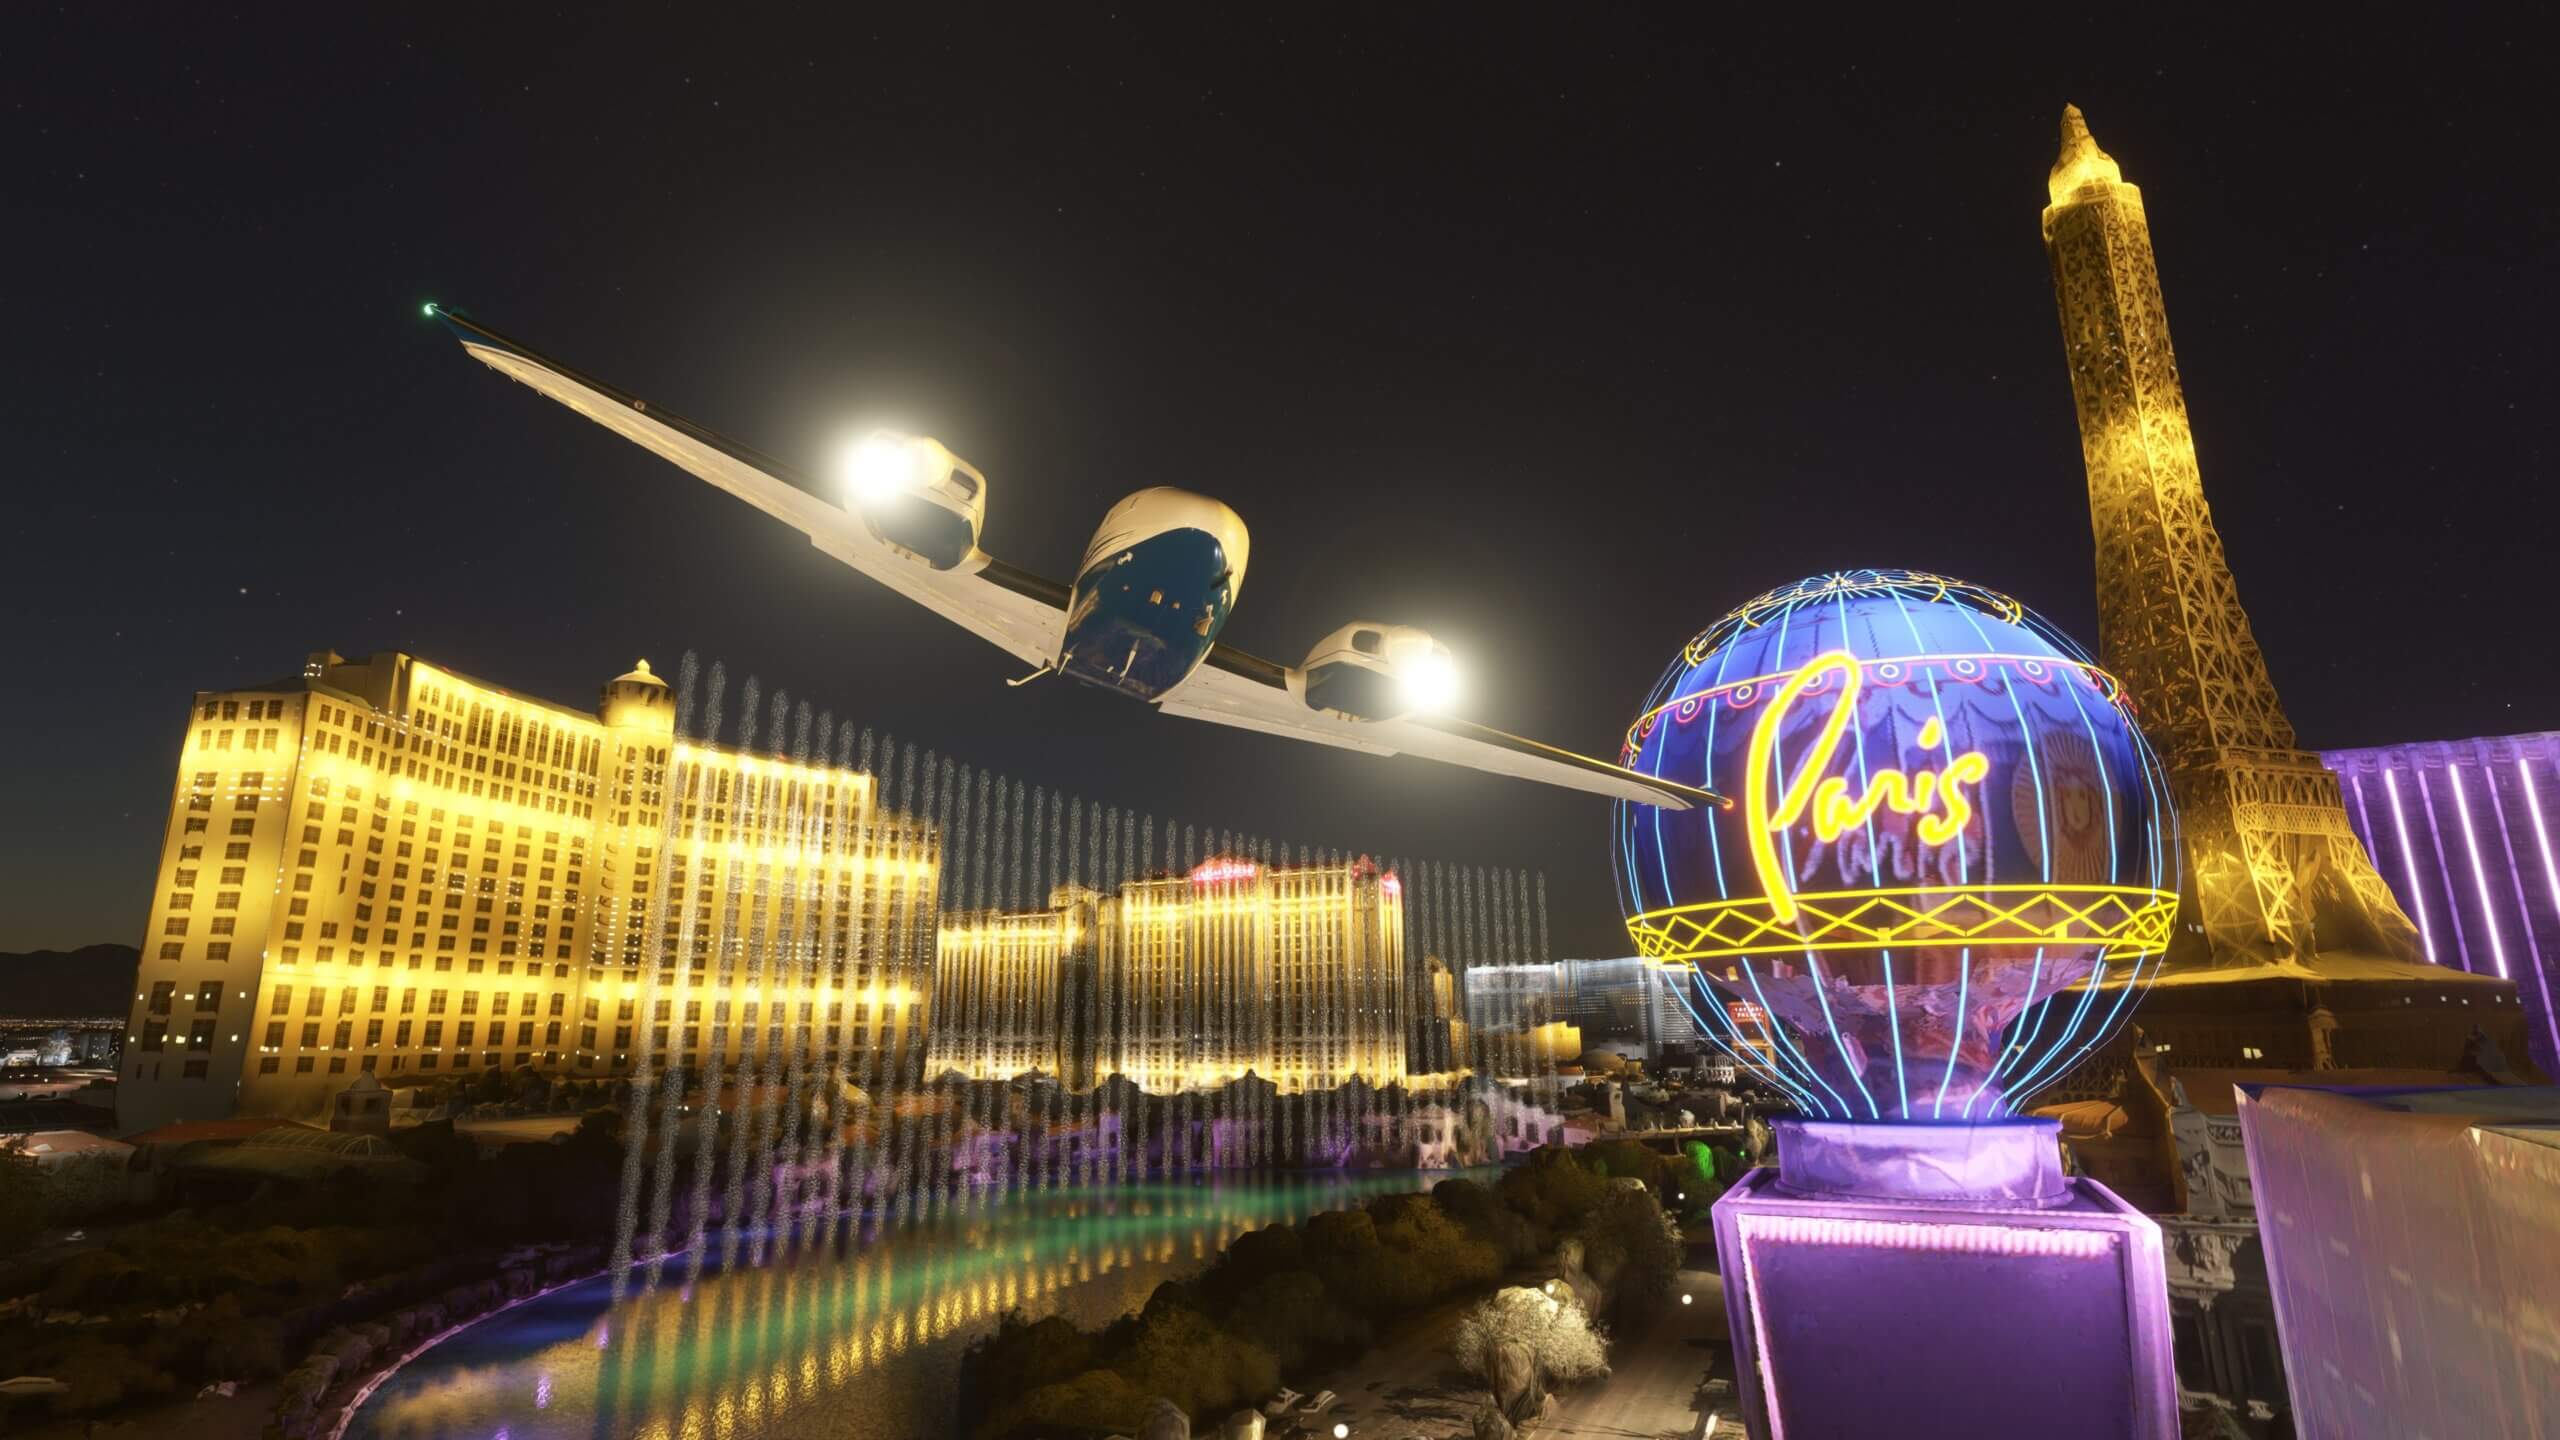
2048 103 2123 204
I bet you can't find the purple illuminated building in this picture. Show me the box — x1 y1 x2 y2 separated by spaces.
2323 732 2560 1077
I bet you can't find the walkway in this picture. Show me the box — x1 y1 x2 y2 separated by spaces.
1538 1264 1728 1440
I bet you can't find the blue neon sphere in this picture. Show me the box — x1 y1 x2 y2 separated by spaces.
1614 569 2179 1121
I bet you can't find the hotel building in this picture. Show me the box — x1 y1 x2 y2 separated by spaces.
121 650 938 1132
926 857 1409 1093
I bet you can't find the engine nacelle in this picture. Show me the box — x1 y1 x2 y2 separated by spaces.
838 430 986 570
1294 622 1458 721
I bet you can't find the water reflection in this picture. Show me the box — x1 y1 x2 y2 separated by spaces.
350 1171 1472 1440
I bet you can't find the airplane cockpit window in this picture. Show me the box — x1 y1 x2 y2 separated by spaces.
1352 629 1382 655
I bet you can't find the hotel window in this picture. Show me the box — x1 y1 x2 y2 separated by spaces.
187 1019 215 1051
207 941 231 962
142 1020 168 1051
162 917 188 936
365 1019 383 1045
194 981 223 1011
270 986 293 1015
264 1022 285 1048
230 818 254 836
158 942 183 961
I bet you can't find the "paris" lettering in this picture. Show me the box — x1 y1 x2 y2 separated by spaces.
1744 650 1989 922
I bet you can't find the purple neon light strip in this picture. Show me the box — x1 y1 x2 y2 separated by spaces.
2447 764 2511 979
2380 767 2439 965
2415 768 2473 972
2514 757 2560 1065
2483 762 2541 1003
1743 1212 2118 1258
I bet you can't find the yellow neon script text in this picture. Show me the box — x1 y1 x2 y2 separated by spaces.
1744 651 1990 923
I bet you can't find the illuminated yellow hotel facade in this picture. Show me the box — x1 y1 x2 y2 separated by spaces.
120 650 937 1132
928 858 1412 1093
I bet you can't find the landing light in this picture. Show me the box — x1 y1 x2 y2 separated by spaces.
839 432 922 507
1396 649 1460 714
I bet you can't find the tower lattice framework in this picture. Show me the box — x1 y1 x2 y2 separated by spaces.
2042 106 2420 971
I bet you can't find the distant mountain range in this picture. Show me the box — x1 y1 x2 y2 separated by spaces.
0 945 137 1019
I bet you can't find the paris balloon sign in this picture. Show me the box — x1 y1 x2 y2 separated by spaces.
1615 569 2178 1121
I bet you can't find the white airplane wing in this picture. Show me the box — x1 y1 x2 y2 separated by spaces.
436 306 1721 813
1160 653 1720 812
433 308 1066 669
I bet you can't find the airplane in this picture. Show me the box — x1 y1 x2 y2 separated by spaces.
428 305 1726 812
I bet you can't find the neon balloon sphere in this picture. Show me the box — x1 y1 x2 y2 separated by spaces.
1615 569 2179 1120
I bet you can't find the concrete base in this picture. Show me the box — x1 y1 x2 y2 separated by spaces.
1712 1119 2177 1440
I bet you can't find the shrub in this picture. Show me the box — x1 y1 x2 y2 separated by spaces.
1113 1300 1277 1421
0 1143 46 1252
1575 1186 1682 1311
1451 1286 1610 1386
969 1311 1097 1403
46 1335 178 1416
980 1366 1153 1440
1497 1147 1607 1232
1224 1270 1368 1370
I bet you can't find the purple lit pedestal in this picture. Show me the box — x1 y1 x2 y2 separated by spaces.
1711 1118 2176 1440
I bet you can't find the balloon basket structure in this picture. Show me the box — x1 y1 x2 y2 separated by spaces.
1711 1117 2176 1440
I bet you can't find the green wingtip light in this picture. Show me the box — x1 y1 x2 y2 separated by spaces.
422 302 439 318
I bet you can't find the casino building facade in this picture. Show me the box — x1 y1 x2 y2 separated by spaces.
927 856 1410 1092
120 650 939 1132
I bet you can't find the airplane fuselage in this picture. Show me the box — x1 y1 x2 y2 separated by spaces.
1058 488 1248 701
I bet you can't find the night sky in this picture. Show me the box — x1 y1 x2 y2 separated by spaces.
7 8 2552 956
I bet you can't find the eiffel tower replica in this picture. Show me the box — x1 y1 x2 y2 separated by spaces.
2043 105 2427 975
2030 109 2545 1135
